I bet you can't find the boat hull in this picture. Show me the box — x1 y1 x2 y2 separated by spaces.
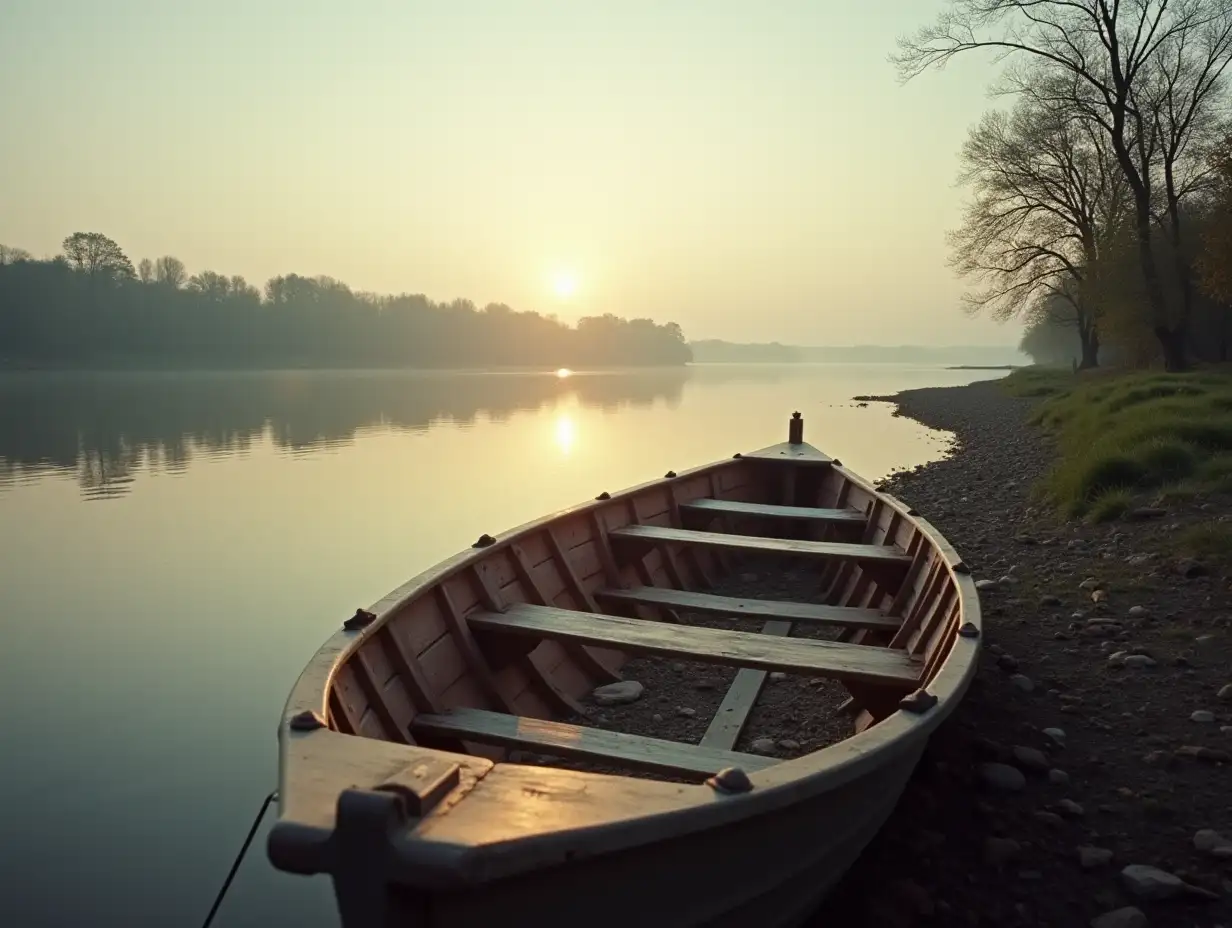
373 737 926 927
266 418 980 926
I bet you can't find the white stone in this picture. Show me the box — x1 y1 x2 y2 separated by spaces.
1090 907 1147 928
1191 710 1216 723
1194 829 1232 854
1123 654 1157 668
750 737 777 754
1011 745 1048 771
1010 674 1035 693
591 680 644 706
978 762 1026 791
1078 846 1114 869
1043 727 1067 744
1057 798 1085 817
1120 864 1186 900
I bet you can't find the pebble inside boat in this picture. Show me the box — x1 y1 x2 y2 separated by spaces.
267 413 981 927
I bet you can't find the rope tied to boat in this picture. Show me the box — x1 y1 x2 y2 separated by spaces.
200 789 278 928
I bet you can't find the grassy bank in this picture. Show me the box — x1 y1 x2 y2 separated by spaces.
1001 365 1232 525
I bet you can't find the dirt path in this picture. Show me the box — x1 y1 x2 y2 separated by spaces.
810 378 1232 928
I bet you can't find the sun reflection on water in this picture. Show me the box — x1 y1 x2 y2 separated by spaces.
554 415 576 455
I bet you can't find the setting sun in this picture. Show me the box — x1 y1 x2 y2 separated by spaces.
551 270 578 299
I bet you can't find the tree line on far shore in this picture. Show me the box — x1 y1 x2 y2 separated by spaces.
895 1 1232 371
0 234 692 369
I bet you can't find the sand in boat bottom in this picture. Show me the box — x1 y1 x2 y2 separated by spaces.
515 556 860 783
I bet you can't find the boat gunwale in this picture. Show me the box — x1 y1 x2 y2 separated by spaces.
275 453 743 740
269 448 982 887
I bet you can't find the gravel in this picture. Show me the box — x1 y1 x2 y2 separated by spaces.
812 378 1232 927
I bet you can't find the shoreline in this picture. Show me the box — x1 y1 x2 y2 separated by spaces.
812 378 1232 926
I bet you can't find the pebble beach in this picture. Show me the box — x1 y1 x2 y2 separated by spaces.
811 378 1232 927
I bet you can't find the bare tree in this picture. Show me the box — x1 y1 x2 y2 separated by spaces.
153 255 187 289
61 232 135 281
229 275 260 303
1136 31 1232 355
187 270 231 301
0 245 33 265
894 0 1232 369
1197 129 1232 301
950 92 1128 367
138 258 154 283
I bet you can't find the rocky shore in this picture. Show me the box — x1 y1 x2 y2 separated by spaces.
811 378 1232 928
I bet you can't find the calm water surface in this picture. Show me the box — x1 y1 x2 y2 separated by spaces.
0 364 1001 927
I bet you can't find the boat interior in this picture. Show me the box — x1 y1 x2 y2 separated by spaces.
320 421 965 786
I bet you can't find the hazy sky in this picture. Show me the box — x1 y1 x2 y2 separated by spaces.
1 1 1023 347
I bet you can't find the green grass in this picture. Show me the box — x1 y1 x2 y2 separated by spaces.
1002 366 1232 518
1001 366 1073 398
1172 523 1232 564
1086 487 1136 523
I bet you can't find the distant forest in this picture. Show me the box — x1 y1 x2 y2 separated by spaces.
689 339 1024 366
0 233 692 369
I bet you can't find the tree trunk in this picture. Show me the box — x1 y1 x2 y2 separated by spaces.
1078 327 1100 370
1166 206 1195 369
1130 209 1187 371
1153 324 1189 372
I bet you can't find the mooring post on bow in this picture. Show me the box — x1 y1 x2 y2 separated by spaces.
788 411 803 445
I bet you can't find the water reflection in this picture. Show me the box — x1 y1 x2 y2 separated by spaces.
0 368 689 499
0 360 999 928
554 414 577 455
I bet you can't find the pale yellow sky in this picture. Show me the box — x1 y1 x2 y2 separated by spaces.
0 1 1022 347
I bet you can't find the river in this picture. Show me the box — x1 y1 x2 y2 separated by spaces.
0 363 1003 927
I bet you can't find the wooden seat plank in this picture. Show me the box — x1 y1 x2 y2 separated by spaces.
610 524 912 567
411 707 776 781
595 586 899 632
469 604 921 686
682 498 864 524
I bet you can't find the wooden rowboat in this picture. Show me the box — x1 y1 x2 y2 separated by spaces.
267 413 980 927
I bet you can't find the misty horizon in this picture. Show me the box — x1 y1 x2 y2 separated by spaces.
0 231 1022 372
0 2 1023 349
